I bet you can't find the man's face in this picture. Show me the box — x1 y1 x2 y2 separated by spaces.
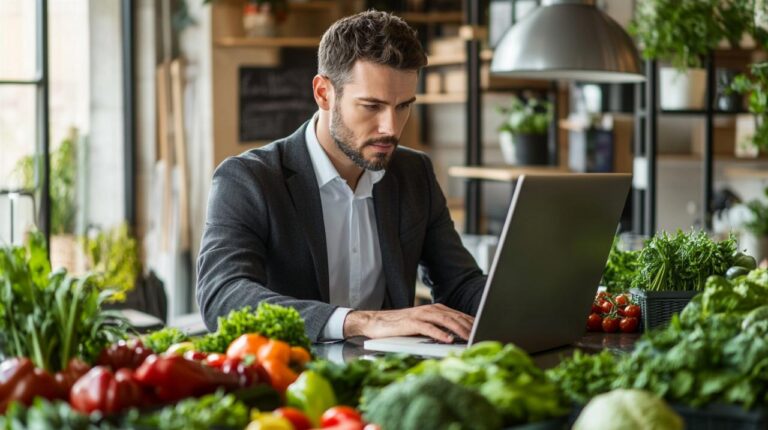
328 61 418 171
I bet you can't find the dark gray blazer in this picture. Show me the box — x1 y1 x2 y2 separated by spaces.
196 121 486 341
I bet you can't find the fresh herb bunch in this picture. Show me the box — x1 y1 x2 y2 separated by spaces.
83 223 141 301
142 327 190 354
632 230 736 292
743 187 768 236
498 96 552 136
122 390 249 430
193 302 311 352
613 269 768 408
601 238 641 294
546 350 620 406
731 63 768 153
0 233 129 371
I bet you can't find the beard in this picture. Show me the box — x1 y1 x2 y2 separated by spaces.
329 102 398 171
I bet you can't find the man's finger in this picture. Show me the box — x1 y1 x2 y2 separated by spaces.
415 321 454 343
420 312 472 340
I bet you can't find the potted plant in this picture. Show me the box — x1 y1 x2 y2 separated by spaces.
15 128 83 273
741 187 768 265
731 62 768 154
629 0 754 110
497 96 552 166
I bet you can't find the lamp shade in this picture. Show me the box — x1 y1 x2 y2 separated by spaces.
491 0 644 83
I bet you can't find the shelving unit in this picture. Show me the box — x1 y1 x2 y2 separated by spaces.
638 49 763 234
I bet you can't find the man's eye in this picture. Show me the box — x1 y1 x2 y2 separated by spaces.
363 104 379 111
397 103 412 111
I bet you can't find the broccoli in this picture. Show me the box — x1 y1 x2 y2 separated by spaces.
364 374 502 430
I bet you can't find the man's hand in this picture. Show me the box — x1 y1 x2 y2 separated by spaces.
342 304 474 343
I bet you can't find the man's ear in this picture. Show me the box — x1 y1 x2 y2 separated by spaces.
312 75 334 111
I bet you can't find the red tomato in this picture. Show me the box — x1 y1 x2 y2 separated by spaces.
596 291 610 300
274 407 312 430
624 304 641 318
205 353 226 368
591 303 603 314
620 317 639 333
183 350 208 361
321 406 363 427
602 317 620 333
600 300 613 314
587 313 603 331
615 294 629 307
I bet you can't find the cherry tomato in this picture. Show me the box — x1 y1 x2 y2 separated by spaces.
600 300 613 314
602 317 620 333
205 353 227 368
615 294 629 307
227 334 268 360
321 406 363 427
273 407 312 430
620 317 639 333
587 313 603 331
183 350 208 361
624 304 641 318
591 303 603 314
597 291 610 300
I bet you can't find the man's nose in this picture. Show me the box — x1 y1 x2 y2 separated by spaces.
377 109 397 135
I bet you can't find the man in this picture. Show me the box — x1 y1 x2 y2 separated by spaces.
197 10 486 343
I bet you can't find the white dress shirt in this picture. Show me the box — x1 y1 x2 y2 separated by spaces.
305 114 387 340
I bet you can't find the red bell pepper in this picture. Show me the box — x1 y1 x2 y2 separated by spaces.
133 354 240 402
0 358 66 413
220 356 270 388
69 366 144 415
54 358 91 393
97 339 153 370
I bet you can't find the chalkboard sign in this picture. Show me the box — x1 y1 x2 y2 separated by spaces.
239 50 318 142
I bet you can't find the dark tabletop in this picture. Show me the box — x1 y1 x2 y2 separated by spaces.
311 332 640 368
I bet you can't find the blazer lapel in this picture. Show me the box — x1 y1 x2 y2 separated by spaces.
373 173 410 309
283 122 330 302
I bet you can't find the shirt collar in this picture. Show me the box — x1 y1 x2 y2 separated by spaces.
305 112 386 192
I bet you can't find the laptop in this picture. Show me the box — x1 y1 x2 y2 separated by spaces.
364 173 632 357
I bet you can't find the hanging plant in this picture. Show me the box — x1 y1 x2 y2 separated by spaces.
731 62 768 153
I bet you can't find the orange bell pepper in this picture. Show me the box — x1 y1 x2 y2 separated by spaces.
227 334 268 360
257 339 291 365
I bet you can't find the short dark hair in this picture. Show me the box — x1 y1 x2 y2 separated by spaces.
318 10 427 95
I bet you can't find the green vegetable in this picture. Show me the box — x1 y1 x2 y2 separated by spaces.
632 230 736 292
308 354 422 407
364 374 502 430
725 266 750 280
732 67 768 152
193 302 311 353
546 350 619 405
286 370 338 426
142 328 190 354
408 341 569 425
573 389 683 430
601 237 641 294
733 251 758 271
0 234 129 371
0 398 109 430
121 390 249 430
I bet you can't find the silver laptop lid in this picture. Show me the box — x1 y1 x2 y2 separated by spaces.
468 174 631 353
